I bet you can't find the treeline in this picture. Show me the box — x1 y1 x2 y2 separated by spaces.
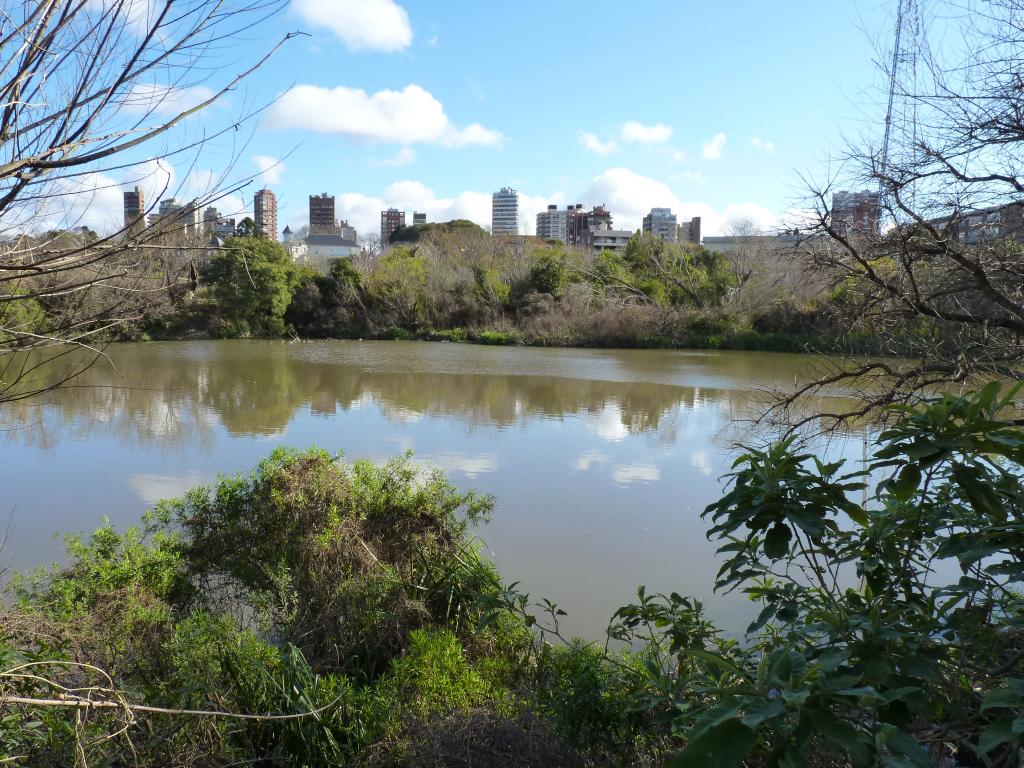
135 226 873 353
3 386 1024 765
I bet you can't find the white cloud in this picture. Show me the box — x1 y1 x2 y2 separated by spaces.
265 84 503 148
379 147 417 167
253 155 285 184
751 137 776 153
668 148 689 164
445 122 504 148
128 158 176 212
583 167 778 235
292 0 413 52
701 132 727 160
621 121 672 144
324 181 494 238
583 167 675 232
674 170 708 185
88 0 158 38
518 191 565 235
35 158 178 235
122 83 215 117
30 171 127 234
579 132 620 156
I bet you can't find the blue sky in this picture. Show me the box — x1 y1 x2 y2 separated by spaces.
77 0 901 239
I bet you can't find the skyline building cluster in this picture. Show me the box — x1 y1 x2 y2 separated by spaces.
122 183 882 258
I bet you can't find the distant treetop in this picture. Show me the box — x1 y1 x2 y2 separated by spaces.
388 219 486 243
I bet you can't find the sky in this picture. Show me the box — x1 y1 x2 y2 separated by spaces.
69 0 904 240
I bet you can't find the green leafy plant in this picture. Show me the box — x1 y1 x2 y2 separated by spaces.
608 383 1024 768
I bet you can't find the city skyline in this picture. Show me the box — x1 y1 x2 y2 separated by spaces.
63 2 902 242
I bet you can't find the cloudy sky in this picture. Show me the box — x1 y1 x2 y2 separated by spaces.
72 0 899 239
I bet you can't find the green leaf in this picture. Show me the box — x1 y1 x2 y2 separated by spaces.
683 649 747 679
806 710 871 766
890 464 921 500
882 729 931 768
1012 717 1024 736
741 698 784 728
670 719 757 768
950 463 1005 521
981 680 1024 712
979 718 1018 754
764 523 792 559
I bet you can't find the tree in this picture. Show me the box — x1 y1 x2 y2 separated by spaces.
235 217 257 237
0 1 291 402
203 236 299 337
793 0 1024 427
623 234 734 309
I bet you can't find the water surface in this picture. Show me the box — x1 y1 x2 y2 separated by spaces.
1 340 866 636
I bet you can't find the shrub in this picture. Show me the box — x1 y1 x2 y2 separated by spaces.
526 250 569 298
159 448 500 677
615 383 1024 767
475 330 518 346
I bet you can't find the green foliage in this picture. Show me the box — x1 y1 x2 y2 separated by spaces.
473 265 511 305
388 219 486 243
370 629 508 726
527 249 570 297
533 642 653 762
475 329 518 345
235 216 256 236
0 291 47 344
366 246 429 326
202 236 299 336
610 383 1024 768
623 235 735 309
159 447 499 677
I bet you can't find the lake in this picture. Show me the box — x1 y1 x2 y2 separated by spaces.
0 340 867 637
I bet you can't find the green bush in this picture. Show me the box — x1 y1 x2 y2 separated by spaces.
371 629 509 725
157 448 499 677
475 329 518 345
613 383 1024 767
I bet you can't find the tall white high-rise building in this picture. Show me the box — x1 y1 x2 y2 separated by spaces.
491 187 519 235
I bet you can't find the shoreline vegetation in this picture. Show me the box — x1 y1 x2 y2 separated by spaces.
3 386 1024 766
72 227 890 357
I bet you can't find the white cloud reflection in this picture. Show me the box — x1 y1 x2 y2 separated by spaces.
574 449 611 471
587 403 629 442
690 449 713 477
424 451 498 478
611 462 661 486
127 471 212 506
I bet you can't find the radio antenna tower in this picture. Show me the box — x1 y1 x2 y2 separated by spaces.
879 0 923 214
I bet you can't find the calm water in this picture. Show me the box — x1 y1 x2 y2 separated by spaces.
0 340 866 637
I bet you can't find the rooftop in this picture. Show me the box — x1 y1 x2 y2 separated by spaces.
305 233 358 247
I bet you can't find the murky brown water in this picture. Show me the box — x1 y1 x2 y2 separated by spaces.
1 340 867 636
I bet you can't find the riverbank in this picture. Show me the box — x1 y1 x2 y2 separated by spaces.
95 232 889 357
133 300 885 356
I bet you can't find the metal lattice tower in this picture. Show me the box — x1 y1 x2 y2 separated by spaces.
879 0 923 211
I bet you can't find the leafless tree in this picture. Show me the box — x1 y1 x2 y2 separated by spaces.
0 0 293 403
788 0 1024 428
